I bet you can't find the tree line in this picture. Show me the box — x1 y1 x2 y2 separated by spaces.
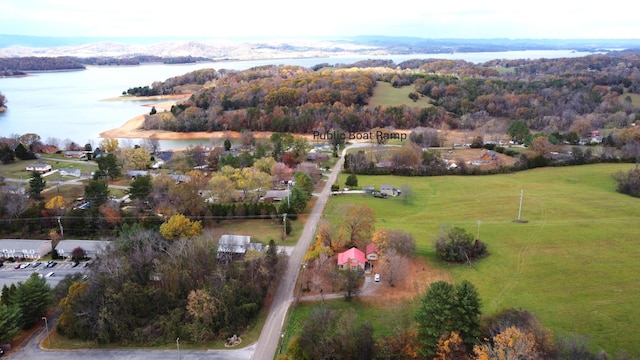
137 53 640 136
281 280 632 360
0 55 212 73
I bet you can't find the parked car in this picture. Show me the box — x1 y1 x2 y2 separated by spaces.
374 273 380 282
45 272 55 277
14 263 21 269
32 261 42 267
20 263 31 269
71 261 79 268
46 261 57 268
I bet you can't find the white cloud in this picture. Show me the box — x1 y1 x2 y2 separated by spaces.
1 0 638 39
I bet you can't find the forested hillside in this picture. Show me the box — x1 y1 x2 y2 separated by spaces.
141 52 640 135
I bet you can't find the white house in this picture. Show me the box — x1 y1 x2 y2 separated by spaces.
25 163 52 173
0 239 53 259
55 240 112 259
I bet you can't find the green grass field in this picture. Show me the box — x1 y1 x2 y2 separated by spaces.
619 92 640 109
367 81 433 108
317 163 640 355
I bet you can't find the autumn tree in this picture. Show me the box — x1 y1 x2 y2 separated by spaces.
372 229 416 257
391 142 423 171
159 214 203 240
71 246 85 261
473 326 537 360
529 136 556 159
338 204 376 249
45 195 65 215
187 288 218 333
99 138 119 153
207 175 237 203
254 156 276 175
435 332 471 360
481 308 554 359
120 147 151 170
28 171 46 200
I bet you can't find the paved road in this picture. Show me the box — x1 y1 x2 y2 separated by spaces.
251 146 348 360
4 145 359 360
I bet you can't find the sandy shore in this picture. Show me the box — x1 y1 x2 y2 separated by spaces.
99 94 226 140
99 94 413 143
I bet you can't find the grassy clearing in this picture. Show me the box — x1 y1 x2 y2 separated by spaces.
367 81 432 108
619 92 640 109
0 156 97 179
285 298 416 348
320 163 640 355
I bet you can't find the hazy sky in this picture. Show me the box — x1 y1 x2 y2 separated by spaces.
2 0 638 39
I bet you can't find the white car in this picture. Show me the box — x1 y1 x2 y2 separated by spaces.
45 272 55 277
374 273 380 282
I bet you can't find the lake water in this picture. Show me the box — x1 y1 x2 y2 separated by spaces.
0 50 596 150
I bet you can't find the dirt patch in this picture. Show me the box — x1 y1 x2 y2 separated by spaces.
298 256 451 306
363 257 451 306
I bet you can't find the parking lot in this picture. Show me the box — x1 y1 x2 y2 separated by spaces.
0 259 90 288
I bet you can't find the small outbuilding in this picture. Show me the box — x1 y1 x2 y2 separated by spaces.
365 243 379 261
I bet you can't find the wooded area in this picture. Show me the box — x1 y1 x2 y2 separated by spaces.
139 52 640 136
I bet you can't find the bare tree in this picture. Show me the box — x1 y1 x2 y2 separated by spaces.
379 249 409 287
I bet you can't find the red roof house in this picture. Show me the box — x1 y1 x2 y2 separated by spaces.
365 243 379 261
337 247 366 271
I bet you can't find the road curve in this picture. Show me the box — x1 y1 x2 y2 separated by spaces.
251 146 348 360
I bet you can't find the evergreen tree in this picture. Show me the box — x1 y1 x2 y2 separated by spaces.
415 280 482 358
84 179 110 207
415 281 457 358
127 175 153 200
345 174 358 187
28 171 46 200
0 143 15 164
14 143 36 160
14 273 51 329
0 304 21 344
454 280 482 347
95 153 122 180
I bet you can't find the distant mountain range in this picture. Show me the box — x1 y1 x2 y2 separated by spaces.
1 35 639 60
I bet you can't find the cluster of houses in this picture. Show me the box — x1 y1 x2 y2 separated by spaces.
215 234 380 274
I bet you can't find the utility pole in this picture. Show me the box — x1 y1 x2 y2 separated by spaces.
517 189 524 222
57 216 64 239
282 213 287 241
42 316 51 347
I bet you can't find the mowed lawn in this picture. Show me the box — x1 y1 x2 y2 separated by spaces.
325 163 640 355
367 81 433 108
